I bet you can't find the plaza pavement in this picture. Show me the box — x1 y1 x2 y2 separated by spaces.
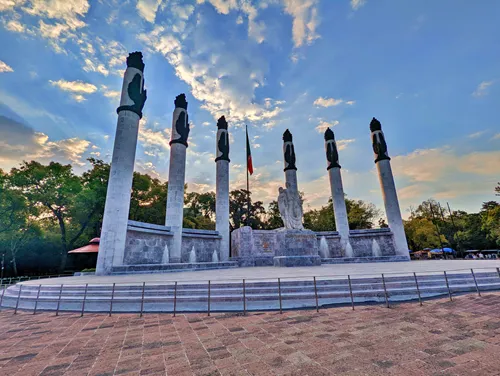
20 259 500 286
0 292 499 375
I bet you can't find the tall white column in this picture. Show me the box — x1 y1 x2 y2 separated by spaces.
165 94 190 263
370 118 410 259
96 52 147 275
215 116 230 261
324 128 350 239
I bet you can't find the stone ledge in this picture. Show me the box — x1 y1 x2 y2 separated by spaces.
321 255 409 264
274 255 322 267
112 261 238 274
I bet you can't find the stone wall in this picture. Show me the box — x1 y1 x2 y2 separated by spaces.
123 221 221 265
231 226 398 264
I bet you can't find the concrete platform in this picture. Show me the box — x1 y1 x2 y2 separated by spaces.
16 259 500 285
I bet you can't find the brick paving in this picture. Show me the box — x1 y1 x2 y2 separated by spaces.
0 293 499 376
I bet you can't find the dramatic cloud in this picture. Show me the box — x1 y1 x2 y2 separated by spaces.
49 79 98 102
0 115 91 170
0 60 13 72
313 97 354 107
315 120 339 133
138 22 284 125
472 80 494 97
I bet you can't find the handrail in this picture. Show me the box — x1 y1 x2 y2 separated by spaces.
1 267 499 316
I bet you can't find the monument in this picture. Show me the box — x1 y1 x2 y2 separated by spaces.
273 130 322 267
215 116 230 261
96 52 147 275
165 94 190 263
95 51 409 276
371 118 410 259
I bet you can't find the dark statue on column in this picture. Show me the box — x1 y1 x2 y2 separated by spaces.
324 127 340 170
283 129 297 171
370 117 390 163
170 93 190 147
116 52 147 119
215 115 230 162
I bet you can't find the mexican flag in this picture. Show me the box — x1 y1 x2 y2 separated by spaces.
246 125 253 175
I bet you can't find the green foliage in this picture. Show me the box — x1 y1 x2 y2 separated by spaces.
404 198 500 253
229 189 266 230
303 198 380 232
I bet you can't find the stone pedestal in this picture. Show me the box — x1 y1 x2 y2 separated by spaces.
165 143 187 263
273 229 321 267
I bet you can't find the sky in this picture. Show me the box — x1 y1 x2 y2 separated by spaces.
0 0 499 219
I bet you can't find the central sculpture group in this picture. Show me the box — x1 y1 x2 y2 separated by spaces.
96 52 409 275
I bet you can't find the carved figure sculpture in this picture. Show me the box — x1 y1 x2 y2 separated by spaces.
370 117 390 163
278 182 304 230
324 127 340 170
170 94 190 147
215 115 230 162
283 129 297 171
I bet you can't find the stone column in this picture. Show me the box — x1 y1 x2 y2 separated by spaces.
96 52 147 275
283 129 298 193
324 128 350 240
165 94 190 263
370 117 410 259
215 116 230 261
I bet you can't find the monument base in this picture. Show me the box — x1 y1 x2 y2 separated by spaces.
273 229 321 267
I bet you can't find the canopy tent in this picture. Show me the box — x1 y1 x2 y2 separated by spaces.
68 238 100 254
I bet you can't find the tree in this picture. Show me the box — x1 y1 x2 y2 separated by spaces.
9 161 104 272
129 172 168 224
229 189 266 230
495 182 500 196
404 217 448 251
264 200 283 229
303 197 380 232
0 169 26 234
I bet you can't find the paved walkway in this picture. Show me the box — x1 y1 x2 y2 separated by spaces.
1 293 500 375
20 259 500 285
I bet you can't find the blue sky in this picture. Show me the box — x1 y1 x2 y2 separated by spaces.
0 0 499 218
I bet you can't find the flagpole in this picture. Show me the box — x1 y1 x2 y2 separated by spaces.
246 124 250 227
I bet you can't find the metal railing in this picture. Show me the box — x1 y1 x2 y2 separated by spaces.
1 267 500 316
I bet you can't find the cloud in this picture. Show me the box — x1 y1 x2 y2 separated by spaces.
282 0 320 48
472 80 494 97
136 0 162 23
100 85 121 100
313 97 354 107
138 23 284 125
315 120 339 133
0 0 17 12
391 147 500 203
336 139 355 150
351 0 366 10
49 79 97 101
22 0 90 30
5 19 26 33
468 131 486 138
0 60 13 73
0 115 91 170
493 133 500 140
